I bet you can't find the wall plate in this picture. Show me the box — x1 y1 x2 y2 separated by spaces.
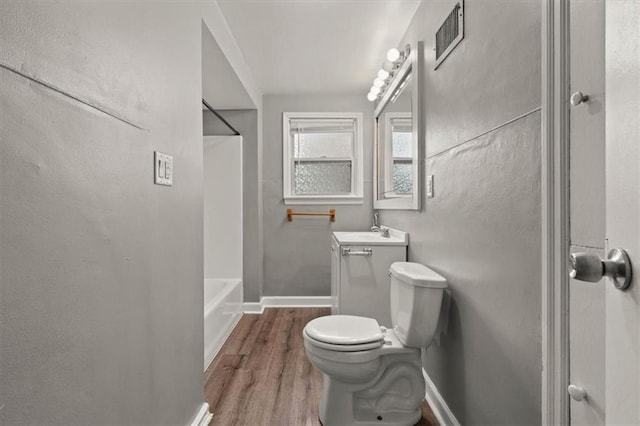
426 175 434 198
154 151 173 186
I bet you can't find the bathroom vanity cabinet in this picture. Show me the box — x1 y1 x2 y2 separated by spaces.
331 230 407 326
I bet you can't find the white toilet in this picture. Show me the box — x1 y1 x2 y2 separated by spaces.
303 261 447 426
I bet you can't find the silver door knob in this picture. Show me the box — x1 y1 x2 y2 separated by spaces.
569 248 632 290
570 91 590 106
568 384 587 401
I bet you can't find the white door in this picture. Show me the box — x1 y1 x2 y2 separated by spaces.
568 2 640 424
568 0 606 423
604 2 640 424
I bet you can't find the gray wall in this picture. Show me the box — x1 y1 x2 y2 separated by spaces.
1 3 205 424
378 0 542 424
262 95 374 297
203 110 263 302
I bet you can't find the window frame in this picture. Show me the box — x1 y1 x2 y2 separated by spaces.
282 112 364 205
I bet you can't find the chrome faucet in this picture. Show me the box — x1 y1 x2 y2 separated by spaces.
370 212 390 237
374 227 390 237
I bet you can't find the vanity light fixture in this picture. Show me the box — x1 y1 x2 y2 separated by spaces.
367 44 411 102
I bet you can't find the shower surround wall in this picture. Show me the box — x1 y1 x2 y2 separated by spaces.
378 1 542 424
262 95 374 297
203 110 263 303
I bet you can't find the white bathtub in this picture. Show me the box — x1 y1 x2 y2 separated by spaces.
204 278 243 371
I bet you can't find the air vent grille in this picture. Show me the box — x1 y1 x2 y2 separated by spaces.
435 1 464 69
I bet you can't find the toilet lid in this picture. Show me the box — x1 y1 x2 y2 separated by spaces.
304 315 383 346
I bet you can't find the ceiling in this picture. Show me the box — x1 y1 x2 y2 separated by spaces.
202 22 257 109
217 0 421 96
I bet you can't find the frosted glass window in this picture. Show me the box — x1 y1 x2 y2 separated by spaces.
294 161 352 194
391 117 412 158
283 113 363 204
393 161 413 194
392 132 412 157
386 117 412 196
293 132 353 158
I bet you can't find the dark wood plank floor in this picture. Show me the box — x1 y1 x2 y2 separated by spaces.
204 308 439 426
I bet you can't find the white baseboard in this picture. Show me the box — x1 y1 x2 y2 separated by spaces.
190 402 213 426
243 296 331 314
422 368 460 426
243 301 263 314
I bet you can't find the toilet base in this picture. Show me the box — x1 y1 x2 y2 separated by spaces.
318 352 425 426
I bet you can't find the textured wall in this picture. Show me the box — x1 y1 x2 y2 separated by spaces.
378 0 542 424
262 95 374 297
0 3 205 424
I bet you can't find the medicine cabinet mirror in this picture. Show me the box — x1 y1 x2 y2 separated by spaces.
373 41 423 210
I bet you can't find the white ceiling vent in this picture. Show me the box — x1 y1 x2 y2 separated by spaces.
435 1 464 70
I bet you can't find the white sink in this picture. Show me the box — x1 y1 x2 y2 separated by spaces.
333 228 408 246
339 232 390 241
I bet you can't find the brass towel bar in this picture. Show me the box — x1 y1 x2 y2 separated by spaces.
287 208 336 222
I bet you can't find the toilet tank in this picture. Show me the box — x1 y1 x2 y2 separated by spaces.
389 262 448 348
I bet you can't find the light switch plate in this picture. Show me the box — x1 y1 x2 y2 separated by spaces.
426 175 434 198
154 151 173 186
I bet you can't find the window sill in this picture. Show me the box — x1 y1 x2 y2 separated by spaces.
284 196 364 205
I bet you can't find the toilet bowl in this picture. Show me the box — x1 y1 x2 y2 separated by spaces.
303 262 447 426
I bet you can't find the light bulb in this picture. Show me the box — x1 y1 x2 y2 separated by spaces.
382 60 394 72
373 78 384 88
386 48 401 62
377 69 390 79
370 86 381 95
367 92 377 102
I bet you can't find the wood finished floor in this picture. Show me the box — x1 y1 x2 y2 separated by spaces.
204 308 439 426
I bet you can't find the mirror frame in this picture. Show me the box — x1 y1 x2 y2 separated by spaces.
373 41 423 210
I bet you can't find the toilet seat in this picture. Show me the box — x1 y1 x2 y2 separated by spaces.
303 315 384 352
304 333 384 352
